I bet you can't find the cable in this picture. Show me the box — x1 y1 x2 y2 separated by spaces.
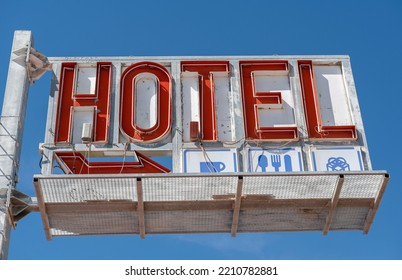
119 142 130 174
197 140 218 173
71 143 78 174
87 143 92 175
314 125 329 138
78 143 89 175
175 127 184 136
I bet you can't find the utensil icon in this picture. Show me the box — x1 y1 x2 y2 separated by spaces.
200 161 226 173
271 155 281 172
284 155 292 171
257 154 268 172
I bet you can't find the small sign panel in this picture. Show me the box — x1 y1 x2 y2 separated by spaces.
247 147 303 172
311 146 363 171
183 149 238 173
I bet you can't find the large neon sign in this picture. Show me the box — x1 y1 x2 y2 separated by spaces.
44 56 366 175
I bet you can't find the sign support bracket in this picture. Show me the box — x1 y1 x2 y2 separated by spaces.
231 176 243 237
136 178 146 239
323 174 344 235
363 174 390 234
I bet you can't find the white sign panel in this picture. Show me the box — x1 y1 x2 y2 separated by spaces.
183 149 238 173
311 146 363 171
247 148 303 172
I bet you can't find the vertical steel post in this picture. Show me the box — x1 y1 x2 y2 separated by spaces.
0 31 32 259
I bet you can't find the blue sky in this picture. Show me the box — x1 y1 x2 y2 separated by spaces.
1 0 401 260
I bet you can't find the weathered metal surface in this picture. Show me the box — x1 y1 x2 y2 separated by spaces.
39 55 373 176
33 172 388 238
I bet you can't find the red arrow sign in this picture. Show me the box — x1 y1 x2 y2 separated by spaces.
54 151 170 174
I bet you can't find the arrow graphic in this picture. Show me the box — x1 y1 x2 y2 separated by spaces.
54 151 170 174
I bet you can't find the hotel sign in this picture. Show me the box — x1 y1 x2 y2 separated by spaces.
41 56 370 175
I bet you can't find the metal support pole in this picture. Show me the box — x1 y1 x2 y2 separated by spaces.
0 31 32 259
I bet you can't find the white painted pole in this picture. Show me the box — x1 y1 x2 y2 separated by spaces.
0 31 32 259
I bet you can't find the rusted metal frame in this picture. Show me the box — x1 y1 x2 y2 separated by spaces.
363 173 390 234
41 197 374 213
32 170 389 180
323 174 344 235
33 178 52 240
231 176 243 237
136 178 146 239
336 198 373 207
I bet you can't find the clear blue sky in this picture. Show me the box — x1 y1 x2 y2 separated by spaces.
1 0 401 260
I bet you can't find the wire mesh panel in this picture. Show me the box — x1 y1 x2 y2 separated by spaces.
330 207 371 230
238 208 329 232
40 177 137 202
145 210 233 233
340 174 384 198
33 172 388 238
49 211 139 236
243 175 339 199
142 176 238 201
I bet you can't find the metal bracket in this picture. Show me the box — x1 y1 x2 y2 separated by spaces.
11 46 52 84
0 188 37 229
26 48 52 83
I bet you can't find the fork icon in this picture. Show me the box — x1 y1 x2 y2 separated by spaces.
271 155 281 172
